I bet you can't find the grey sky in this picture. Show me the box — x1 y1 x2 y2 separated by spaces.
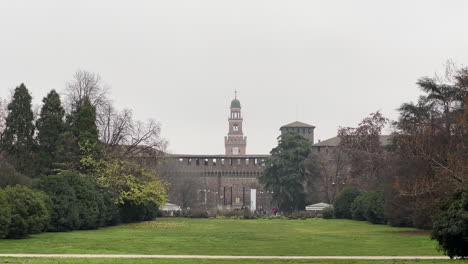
1 0 467 154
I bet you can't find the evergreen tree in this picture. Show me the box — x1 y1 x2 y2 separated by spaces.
36 90 66 175
259 132 312 213
64 97 101 170
1 83 36 177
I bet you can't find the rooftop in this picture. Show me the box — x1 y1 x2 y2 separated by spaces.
313 135 392 147
280 121 316 129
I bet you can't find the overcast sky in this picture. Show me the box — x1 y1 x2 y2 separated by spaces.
1 0 467 155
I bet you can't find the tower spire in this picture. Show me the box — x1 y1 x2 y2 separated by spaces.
235 89 237 99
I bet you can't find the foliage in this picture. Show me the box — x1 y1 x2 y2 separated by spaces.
364 189 386 224
1 83 36 177
333 187 362 219
431 188 468 259
65 97 101 171
338 111 388 191
351 189 386 224
118 201 159 223
260 132 312 213
351 194 368 221
322 207 335 219
81 155 167 208
0 189 11 238
288 210 311 219
182 209 209 219
391 63 468 229
0 157 31 188
34 171 117 231
36 90 66 175
3 185 50 238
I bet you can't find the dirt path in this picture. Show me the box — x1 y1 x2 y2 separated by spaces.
0 254 450 260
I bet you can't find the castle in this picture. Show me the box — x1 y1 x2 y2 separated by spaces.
160 94 318 212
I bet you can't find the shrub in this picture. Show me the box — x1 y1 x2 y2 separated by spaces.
187 209 209 218
0 189 11 238
288 211 310 219
333 187 362 219
100 191 120 226
3 185 50 238
34 172 108 231
119 201 159 222
364 189 386 224
351 194 368 221
431 189 468 259
0 158 31 188
322 207 334 219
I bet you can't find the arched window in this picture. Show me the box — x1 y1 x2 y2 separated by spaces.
233 124 239 131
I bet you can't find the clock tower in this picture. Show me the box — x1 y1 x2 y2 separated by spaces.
224 92 247 155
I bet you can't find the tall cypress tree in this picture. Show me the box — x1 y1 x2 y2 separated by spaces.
64 97 101 171
36 90 65 175
1 83 36 177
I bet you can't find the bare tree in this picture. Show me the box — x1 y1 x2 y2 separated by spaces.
64 70 110 112
337 111 389 191
307 147 350 203
99 104 167 158
64 70 167 158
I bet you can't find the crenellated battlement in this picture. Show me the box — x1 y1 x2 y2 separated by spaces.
164 154 268 174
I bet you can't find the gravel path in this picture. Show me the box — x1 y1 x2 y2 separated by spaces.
0 254 450 260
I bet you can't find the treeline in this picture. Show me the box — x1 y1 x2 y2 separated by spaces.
261 62 467 258
0 71 167 239
323 63 467 258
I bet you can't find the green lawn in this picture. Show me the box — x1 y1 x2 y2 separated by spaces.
0 259 465 264
0 218 441 256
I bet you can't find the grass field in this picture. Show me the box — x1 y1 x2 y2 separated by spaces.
0 259 466 264
0 218 440 256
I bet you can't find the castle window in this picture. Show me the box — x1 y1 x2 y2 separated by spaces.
245 159 249 165
196 159 200 166
212 159 217 166
308 128 312 133
221 159 225 165
204 159 208 166
233 124 239 131
188 158 192 165
232 147 239 155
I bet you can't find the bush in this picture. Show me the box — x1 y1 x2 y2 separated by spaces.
350 189 386 224
119 201 159 222
0 158 31 188
322 207 334 219
333 187 362 219
3 185 50 238
186 209 209 218
288 211 310 219
0 189 11 238
34 172 110 231
351 194 368 221
100 191 120 226
431 189 468 259
365 189 386 224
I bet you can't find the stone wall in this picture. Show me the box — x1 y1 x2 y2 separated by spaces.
158 154 273 212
